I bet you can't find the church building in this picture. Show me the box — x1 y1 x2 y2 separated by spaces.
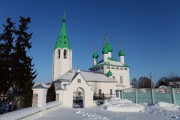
34 14 131 108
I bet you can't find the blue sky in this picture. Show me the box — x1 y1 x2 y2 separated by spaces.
0 0 180 84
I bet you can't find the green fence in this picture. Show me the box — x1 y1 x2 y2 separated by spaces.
119 88 180 105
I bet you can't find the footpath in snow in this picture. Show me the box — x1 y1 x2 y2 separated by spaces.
38 98 180 120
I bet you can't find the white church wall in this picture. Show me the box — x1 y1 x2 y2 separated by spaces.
104 66 130 88
120 56 125 64
87 82 117 95
69 50 72 70
53 49 61 81
107 52 112 58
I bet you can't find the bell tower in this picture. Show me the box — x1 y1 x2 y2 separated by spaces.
53 13 72 81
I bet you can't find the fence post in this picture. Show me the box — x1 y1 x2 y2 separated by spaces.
171 88 176 104
32 86 48 116
119 90 123 100
151 89 155 105
134 89 137 103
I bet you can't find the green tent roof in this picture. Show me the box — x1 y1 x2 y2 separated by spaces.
55 15 71 49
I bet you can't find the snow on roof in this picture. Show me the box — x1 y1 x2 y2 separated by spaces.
33 83 50 89
80 71 117 82
59 70 76 81
57 70 117 82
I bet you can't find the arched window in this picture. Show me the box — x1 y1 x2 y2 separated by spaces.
64 49 67 59
58 49 60 59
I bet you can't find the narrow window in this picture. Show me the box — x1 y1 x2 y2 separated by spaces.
99 89 102 95
110 89 112 95
64 49 67 59
120 76 123 83
58 49 60 59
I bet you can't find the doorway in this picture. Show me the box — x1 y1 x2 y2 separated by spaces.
73 87 84 108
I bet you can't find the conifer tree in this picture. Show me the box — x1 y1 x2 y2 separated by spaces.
0 18 15 95
12 16 37 107
46 82 56 102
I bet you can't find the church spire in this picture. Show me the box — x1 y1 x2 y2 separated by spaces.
62 11 66 22
55 12 71 49
92 45 99 59
104 33 113 52
105 33 109 43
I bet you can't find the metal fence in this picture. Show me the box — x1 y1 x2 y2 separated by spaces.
118 88 180 105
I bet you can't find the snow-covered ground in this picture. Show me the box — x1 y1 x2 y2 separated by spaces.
101 98 145 112
38 98 180 120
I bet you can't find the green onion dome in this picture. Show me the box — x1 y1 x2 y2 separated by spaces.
106 70 112 77
118 49 125 56
92 52 99 59
106 43 113 52
102 46 108 54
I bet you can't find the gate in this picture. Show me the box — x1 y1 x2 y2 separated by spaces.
73 87 84 108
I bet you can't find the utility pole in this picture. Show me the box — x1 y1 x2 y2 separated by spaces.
150 72 153 88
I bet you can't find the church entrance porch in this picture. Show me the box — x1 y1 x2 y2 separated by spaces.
73 87 84 108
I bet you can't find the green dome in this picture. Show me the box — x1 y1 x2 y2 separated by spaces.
106 43 113 52
118 49 125 56
92 52 99 58
106 70 112 77
102 47 108 54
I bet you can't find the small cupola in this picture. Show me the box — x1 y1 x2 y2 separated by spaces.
102 46 108 54
92 52 99 59
92 47 99 59
118 49 125 56
106 70 112 77
106 43 113 52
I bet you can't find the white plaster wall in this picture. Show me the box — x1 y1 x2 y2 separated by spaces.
56 90 64 103
53 48 72 81
87 82 117 95
69 50 72 70
93 58 97 65
108 52 112 58
104 54 108 62
61 74 95 108
33 89 47 109
120 56 125 64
